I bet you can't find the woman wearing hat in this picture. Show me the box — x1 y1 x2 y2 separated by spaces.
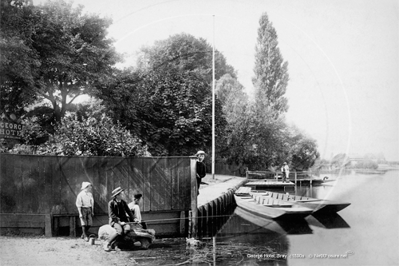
104 187 135 252
196 150 206 195
76 182 94 242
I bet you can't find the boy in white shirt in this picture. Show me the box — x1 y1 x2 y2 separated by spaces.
128 194 147 229
76 182 94 241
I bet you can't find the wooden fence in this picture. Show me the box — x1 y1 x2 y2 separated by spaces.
0 154 196 237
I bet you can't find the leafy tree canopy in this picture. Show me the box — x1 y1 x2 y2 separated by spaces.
1 0 40 115
136 33 236 84
1 0 121 123
98 69 226 156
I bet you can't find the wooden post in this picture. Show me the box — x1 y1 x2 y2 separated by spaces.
190 156 198 238
213 236 216 265
179 211 186 236
44 214 52 237
69 216 76 237
188 211 192 238
53 217 59 236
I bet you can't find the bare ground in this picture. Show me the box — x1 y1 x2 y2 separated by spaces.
0 235 193 266
0 235 279 266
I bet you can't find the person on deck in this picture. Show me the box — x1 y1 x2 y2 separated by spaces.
195 150 207 195
128 193 147 229
103 187 135 252
76 182 94 242
281 162 290 182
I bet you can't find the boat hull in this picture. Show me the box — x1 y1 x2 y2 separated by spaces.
262 191 351 213
234 194 313 220
235 207 313 235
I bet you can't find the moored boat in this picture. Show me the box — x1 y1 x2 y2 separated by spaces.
234 188 313 220
260 191 351 213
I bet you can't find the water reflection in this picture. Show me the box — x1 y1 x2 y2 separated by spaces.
207 177 353 265
306 213 350 229
216 212 290 266
131 171 397 265
233 207 313 235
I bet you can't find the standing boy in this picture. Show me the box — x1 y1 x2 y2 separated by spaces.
76 182 94 242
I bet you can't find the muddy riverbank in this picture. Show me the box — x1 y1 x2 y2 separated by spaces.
0 234 282 266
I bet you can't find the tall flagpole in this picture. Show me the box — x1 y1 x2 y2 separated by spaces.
212 15 215 179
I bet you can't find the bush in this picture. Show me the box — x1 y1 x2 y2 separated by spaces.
37 114 149 157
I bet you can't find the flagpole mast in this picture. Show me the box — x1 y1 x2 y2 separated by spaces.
212 15 216 180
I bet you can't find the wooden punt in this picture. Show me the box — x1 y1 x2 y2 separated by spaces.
234 188 313 220
259 191 351 214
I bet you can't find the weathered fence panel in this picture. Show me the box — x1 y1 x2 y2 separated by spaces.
0 154 195 237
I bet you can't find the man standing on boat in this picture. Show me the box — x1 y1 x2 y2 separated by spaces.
281 162 290 182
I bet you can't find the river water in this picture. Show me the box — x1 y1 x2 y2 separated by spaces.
130 170 398 265
214 170 399 266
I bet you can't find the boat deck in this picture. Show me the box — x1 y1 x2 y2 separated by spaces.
260 191 351 213
245 180 295 189
234 188 313 219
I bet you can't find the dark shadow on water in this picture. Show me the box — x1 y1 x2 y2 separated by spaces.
306 212 350 229
274 218 313 235
232 206 313 235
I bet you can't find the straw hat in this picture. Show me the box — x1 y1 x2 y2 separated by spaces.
195 150 206 157
81 182 91 190
111 187 124 198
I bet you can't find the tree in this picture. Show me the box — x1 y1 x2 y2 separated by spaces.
252 13 289 117
0 0 40 116
98 69 225 156
98 34 235 156
354 160 378 170
1 0 121 123
288 126 320 170
215 74 252 167
136 33 236 84
237 12 291 170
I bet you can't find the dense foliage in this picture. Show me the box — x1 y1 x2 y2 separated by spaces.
1 4 320 170
98 34 231 156
1 0 121 123
98 69 226 156
39 114 148 156
0 0 40 116
136 33 236 84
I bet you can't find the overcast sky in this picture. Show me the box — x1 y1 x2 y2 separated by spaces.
35 0 399 160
